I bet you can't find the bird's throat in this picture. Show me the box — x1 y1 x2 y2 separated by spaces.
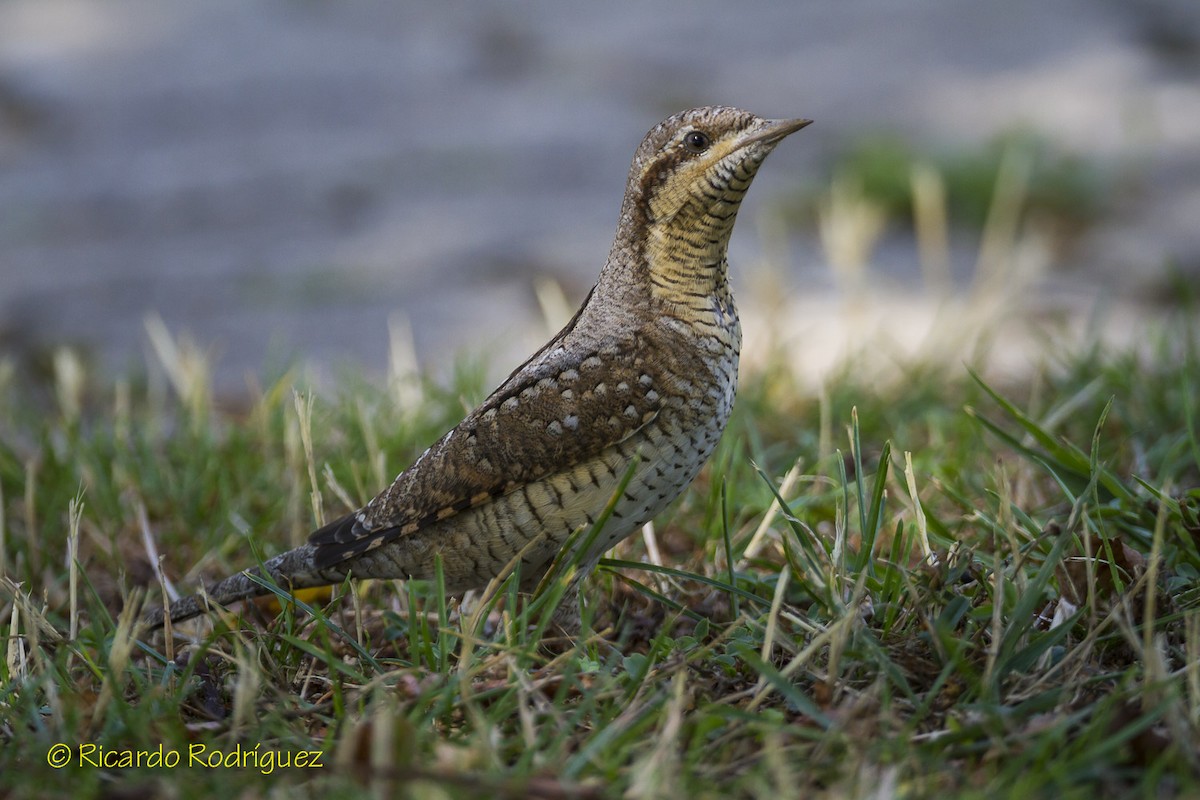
643 202 740 325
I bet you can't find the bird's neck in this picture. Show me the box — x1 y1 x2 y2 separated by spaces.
645 209 736 300
594 225 736 334
594 180 748 333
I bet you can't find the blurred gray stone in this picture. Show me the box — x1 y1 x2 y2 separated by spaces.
0 0 1196 396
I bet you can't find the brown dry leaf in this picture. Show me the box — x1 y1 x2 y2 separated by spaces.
1110 700 1174 769
1057 532 1146 606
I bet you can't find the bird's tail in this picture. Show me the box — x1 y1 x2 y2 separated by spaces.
142 543 340 628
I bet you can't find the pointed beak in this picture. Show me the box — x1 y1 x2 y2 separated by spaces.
742 117 813 148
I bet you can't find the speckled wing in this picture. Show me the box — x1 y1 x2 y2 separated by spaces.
307 330 671 569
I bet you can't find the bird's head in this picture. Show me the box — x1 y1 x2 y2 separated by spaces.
608 106 811 308
630 106 809 229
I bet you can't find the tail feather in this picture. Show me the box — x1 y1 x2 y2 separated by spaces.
143 543 337 628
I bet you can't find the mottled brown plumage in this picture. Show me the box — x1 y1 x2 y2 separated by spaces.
147 106 810 629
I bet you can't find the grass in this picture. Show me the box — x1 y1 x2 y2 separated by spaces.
0 308 1197 799
782 129 1107 235
883 132 1100 229
1 145 1198 796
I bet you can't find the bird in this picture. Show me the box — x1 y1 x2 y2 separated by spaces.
146 106 811 631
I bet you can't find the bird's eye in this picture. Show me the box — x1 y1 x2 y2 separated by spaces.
683 130 711 154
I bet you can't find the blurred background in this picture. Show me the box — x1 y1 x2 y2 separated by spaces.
1 0 1198 400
